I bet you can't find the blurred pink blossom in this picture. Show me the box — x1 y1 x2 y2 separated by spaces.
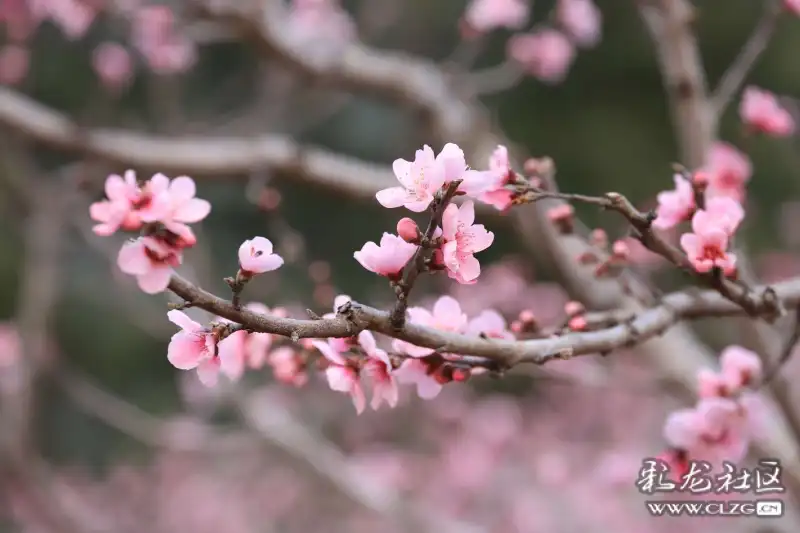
132 5 196 75
508 29 576 84
0 45 29 85
463 0 529 33
739 86 795 137
92 42 133 92
392 296 468 357
556 0 602 48
701 142 752 202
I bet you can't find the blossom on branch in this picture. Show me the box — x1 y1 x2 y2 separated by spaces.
440 201 495 284
238 237 284 276
679 204 739 276
117 237 182 294
358 331 398 410
354 233 417 278
739 86 795 137
392 296 469 357
166 310 245 387
652 174 695 230
312 339 366 414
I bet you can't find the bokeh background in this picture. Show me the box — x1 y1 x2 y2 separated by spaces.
1 0 800 532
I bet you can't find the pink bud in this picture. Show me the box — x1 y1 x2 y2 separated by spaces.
519 309 536 323
568 315 588 331
692 171 709 186
397 217 421 243
452 368 471 382
589 228 608 248
547 204 575 234
611 240 630 260
564 300 585 317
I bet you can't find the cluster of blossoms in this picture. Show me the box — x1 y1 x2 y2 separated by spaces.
0 1 197 88
462 0 602 84
311 295 516 413
91 171 213 293
360 143 505 284
650 85 796 276
660 346 763 474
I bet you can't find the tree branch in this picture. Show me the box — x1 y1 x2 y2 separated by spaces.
0 87 394 199
167 273 800 368
711 0 783 115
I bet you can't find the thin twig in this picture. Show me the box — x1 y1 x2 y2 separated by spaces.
711 0 783 115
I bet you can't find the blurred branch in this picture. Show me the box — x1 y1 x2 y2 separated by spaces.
57 368 255 454
639 0 713 169
0 87 394 199
237 391 485 533
711 0 783 115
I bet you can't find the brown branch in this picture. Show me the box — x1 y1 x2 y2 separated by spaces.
639 0 713 169
0 87 394 199
167 273 800 368
389 181 461 329
711 0 783 115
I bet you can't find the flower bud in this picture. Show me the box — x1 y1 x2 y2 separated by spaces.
611 240 630 260
564 300 585 317
397 217 421 243
547 204 574 234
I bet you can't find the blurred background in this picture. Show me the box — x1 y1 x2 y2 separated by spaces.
1 0 800 531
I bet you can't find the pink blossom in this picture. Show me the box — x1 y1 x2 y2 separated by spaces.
679 208 737 276
145 175 211 237
663 397 750 465
739 86 795 137
466 310 514 340
90 170 145 235
358 331 398 410
45 0 95 40
392 296 468 357
393 359 442 399
440 201 494 283
132 5 196 75
720 346 762 391
311 339 365 414
89 171 184 237
376 144 483 211
556 0 602 48
268 346 308 387
463 0 529 33
699 196 745 236
507 29 576 84
698 369 728 399
787 0 800 15
92 43 133 92
0 323 20 368
652 174 695 229
166 311 245 387
473 145 516 211
287 0 355 62
241 303 283 369
702 142 752 201
238 237 284 275
117 237 181 294
354 233 417 277
0 45 29 85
